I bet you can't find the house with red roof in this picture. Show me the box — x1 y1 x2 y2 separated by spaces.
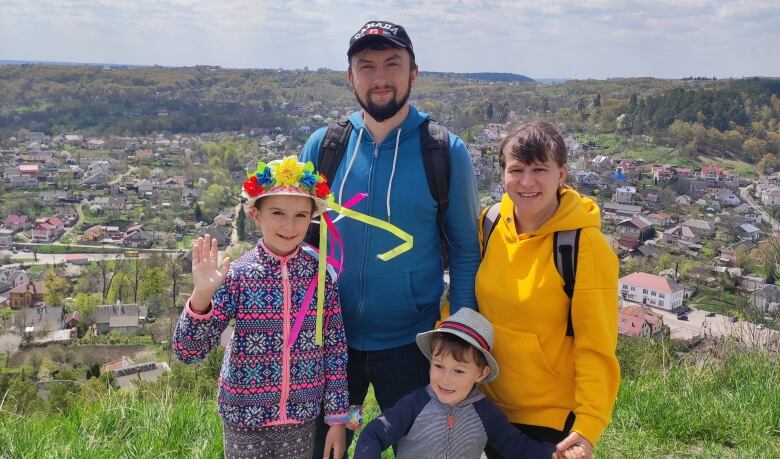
619 272 684 311
617 215 654 249
699 165 728 182
31 216 64 242
3 214 31 233
619 305 664 339
18 164 39 178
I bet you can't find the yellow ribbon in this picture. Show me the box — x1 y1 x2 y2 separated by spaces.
328 201 414 260
314 200 414 345
316 215 328 345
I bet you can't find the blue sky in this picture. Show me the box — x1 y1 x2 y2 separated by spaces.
1 0 778 79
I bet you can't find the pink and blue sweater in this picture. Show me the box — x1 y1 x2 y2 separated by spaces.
173 241 349 428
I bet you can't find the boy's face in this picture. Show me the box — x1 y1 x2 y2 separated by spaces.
429 350 490 407
253 195 313 256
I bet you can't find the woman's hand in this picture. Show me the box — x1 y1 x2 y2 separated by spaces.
323 424 346 459
556 432 593 459
190 234 231 312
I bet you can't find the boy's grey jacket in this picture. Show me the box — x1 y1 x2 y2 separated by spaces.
354 385 556 459
299 105 481 351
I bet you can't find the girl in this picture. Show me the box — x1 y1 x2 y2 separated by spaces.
173 156 349 459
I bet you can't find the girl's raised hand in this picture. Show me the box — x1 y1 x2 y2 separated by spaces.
190 234 231 312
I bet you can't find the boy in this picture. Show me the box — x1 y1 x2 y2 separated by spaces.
353 308 558 459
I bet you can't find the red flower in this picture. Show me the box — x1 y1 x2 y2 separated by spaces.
315 182 331 198
243 177 263 197
319 173 328 184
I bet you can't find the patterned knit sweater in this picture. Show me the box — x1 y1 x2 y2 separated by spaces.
173 241 349 428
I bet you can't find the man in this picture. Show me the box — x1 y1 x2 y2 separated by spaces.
300 20 480 457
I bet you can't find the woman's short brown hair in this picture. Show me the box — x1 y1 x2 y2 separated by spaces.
499 119 567 170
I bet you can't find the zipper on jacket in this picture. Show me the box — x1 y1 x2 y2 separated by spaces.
357 143 380 349
278 259 292 423
446 406 455 459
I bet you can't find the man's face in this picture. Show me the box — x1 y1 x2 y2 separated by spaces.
348 47 417 122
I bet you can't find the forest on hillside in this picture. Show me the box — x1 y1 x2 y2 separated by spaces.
1 65 779 166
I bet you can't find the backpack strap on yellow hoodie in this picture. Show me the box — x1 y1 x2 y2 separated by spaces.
480 203 581 337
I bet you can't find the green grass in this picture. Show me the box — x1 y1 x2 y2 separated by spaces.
0 388 222 458
689 286 742 315
1 340 777 458
600 340 780 458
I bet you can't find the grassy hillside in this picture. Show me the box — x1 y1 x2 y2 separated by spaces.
0 339 778 458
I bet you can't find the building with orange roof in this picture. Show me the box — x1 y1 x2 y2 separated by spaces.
619 305 664 339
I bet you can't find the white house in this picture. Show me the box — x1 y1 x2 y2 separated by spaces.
613 186 637 205
760 187 780 207
619 272 685 311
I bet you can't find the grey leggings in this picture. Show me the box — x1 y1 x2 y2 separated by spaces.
223 420 315 459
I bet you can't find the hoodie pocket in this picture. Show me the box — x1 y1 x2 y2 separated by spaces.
488 324 569 410
364 272 421 324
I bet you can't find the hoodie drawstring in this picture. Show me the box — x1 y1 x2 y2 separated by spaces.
386 128 402 220
338 127 363 206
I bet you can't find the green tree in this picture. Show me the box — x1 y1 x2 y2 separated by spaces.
236 206 246 241
6 375 43 414
44 270 69 307
194 202 203 222
757 153 777 175
140 267 167 301
71 292 101 315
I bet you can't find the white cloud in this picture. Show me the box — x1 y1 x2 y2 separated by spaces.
0 0 777 77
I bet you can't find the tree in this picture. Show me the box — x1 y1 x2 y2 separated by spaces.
5 375 43 414
44 270 69 307
757 153 777 175
164 254 184 308
194 203 203 222
71 292 101 315
236 206 246 241
97 258 127 301
130 258 144 303
140 267 167 301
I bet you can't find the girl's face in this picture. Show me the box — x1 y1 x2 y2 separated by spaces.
253 195 313 256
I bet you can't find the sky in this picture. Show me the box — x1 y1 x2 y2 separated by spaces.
1 0 779 79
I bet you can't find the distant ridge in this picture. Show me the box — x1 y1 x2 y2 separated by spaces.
421 71 534 83
0 59 148 68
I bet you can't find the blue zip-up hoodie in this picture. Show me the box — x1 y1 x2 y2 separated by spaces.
300 106 480 350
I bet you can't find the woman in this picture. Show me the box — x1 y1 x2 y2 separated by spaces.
477 120 620 458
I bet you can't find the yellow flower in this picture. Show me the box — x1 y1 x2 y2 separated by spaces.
270 156 305 187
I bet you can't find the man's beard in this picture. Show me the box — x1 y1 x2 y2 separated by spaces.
355 75 412 122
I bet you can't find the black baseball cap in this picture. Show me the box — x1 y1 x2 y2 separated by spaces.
348 20 414 59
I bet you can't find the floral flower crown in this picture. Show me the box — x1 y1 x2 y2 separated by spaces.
242 156 332 214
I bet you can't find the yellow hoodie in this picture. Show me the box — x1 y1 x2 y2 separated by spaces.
476 188 620 446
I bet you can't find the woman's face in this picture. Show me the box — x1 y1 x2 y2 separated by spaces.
502 152 566 227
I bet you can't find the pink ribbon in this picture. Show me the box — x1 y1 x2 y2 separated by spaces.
288 193 366 346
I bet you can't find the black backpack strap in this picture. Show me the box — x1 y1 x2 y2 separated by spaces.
553 229 581 337
419 120 451 264
304 116 352 248
319 116 352 183
480 203 501 257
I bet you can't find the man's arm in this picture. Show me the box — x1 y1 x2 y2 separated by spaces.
443 135 480 312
